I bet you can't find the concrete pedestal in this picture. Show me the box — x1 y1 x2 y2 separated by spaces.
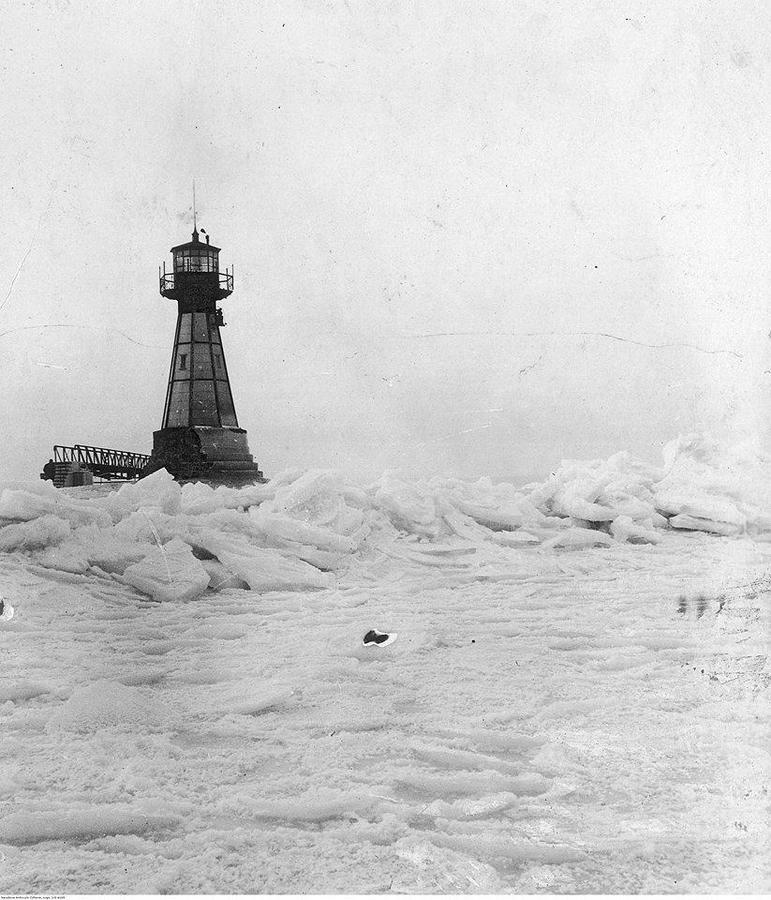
142 426 265 485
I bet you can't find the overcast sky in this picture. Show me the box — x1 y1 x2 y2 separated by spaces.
1 1 768 483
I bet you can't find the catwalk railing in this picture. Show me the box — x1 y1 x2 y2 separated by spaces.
159 270 233 297
48 444 150 480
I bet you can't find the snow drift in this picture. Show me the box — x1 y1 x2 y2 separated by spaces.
1 433 769 604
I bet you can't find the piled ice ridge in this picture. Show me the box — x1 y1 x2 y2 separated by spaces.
0 433 768 603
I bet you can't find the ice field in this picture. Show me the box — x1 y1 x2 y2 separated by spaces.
1 433 769 893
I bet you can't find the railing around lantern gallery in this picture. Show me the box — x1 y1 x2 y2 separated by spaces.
159 269 234 297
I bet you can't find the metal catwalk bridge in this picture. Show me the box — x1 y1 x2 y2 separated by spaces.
42 444 150 485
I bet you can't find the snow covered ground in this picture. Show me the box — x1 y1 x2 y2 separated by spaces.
1 434 769 893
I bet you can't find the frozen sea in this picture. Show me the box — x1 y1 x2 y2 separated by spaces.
0 438 769 893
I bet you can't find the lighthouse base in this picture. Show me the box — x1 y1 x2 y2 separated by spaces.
141 426 266 486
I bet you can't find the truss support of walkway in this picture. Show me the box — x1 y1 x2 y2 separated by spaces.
41 444 150 484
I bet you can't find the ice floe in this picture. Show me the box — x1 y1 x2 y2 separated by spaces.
0 432 768 605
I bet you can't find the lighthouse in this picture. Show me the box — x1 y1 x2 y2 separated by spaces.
142 226 265 484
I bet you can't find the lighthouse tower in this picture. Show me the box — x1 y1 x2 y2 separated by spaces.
142 226 264 484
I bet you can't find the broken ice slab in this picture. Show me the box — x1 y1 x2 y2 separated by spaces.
0 806 180 846
110 467 182 517
540 527 615 550
491 530 541 546
242 790 379 823
430 832 583 865
655 491 745 526
419 791 520 820
668 513 741 536
249 509 359 553
0 681 52 703
30 543 90 574
374 473 441 532
180 479 226 516
452 498 527 531
393 769 550 798
610 515 661 544
552 493 618 522
196 531 333 592
0 488 58 521
122 537 210 602
200 558 250 591
0 515 71 552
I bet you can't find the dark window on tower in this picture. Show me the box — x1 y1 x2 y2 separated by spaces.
215 354 222 370
179 353 187 371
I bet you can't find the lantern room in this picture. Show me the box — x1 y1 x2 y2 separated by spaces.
172 228 220 273
159 227 233 302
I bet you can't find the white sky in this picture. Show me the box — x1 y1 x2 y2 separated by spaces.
1 1 769 483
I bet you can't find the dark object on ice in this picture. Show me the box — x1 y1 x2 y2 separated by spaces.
143 225 265 486
363 629 391 646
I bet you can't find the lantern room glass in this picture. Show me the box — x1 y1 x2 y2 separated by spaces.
173 248 219 273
